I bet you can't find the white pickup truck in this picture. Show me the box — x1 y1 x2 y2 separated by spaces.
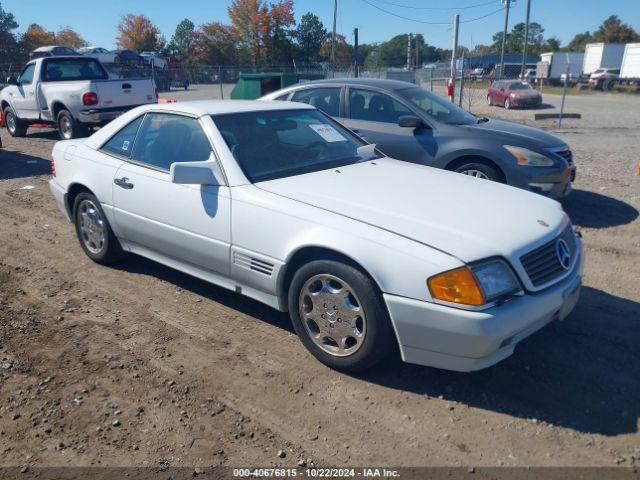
1 56 157 140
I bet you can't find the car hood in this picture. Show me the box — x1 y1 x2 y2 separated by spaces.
258 158 566 263
462 118 563 149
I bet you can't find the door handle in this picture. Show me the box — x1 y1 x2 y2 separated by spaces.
114 177 134 189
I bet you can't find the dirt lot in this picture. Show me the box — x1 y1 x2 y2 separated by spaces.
0 88 639 471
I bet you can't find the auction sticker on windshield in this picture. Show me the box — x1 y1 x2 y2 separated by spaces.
309 124 347 142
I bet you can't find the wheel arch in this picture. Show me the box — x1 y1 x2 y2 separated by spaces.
66 183 96 222
1 99 10 112
444 154 507 183
278 246 385 308
51 101 70 120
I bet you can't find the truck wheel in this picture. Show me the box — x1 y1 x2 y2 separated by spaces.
73 192 124 264
57 109 87 140
3 106 28 137
288 259 395 372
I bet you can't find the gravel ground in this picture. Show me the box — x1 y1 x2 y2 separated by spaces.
0 88 639 470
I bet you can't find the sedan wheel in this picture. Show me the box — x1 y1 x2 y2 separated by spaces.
288 259 395 372
73 193 124 264
460 169 490 179
299 274 366 357
487 94 492 105
504 97 511 109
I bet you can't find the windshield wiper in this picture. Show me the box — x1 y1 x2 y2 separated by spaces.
476 117 489 124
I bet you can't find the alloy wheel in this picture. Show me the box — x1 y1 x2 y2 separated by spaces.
78 200 105 254
298 274 366 357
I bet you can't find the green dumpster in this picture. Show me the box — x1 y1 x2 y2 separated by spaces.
230 72 324 100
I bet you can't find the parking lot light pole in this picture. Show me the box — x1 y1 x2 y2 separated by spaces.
520 0 531 79
331 0 338 77
499 0 512 79
449 14 460 102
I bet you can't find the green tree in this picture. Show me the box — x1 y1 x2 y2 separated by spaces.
564 31 594 52
593 15 639 43
0 1 21 64
0 1 18 33
166 18 196 63
295 12 326 64
491 22 545 54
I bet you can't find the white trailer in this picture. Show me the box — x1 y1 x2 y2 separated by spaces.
582 43 626 75
537 52 584 83
620 43 640 80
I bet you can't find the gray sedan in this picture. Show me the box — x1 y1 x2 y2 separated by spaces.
261 78 575 199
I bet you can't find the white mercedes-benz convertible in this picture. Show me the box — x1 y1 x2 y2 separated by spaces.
49 100 583 372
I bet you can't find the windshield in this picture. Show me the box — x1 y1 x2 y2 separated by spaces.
212 109 380 183
508 82 533 90
398 87 477 125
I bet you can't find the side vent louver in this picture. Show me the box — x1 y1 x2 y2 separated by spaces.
233 252 274 277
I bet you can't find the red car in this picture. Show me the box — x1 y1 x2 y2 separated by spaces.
487 80 542 109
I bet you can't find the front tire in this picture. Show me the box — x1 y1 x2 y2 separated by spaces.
73 193 124 264
288 259 395 372
3 106 27 137
504 97 511 109
455 161 503 182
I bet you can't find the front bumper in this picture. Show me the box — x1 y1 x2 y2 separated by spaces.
384 249 584 372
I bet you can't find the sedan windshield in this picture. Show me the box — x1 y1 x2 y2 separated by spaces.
508 82 533 90
398 87 477 125
212 109 380 182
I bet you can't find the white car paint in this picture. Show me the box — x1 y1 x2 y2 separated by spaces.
49 100 584 372
78 46 118 64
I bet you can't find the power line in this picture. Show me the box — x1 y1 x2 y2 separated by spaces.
366 0 497 10
360 0 505 25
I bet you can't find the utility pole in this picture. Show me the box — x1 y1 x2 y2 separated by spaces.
354 27 359 77
449 14 460 102
331 0 338 77
415 35 420 70
407 33 412 70
520 0 531 79
499 0 512 79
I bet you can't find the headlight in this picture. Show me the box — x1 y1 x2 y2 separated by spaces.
504 145 554 167
471 260 520 302
428 261 520 307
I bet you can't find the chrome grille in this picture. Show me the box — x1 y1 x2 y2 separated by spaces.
520 226 578 287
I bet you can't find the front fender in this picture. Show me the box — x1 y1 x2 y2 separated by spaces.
231 185 463 303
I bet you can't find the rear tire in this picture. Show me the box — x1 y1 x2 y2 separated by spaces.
288 259 395 372
57 109 88 140
487 94 492 106
455 161 503 182
73 192 124 264
3 106 28 137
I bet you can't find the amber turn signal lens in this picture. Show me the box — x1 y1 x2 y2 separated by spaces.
428 267 485 306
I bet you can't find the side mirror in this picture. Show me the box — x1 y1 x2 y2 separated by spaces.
398 115 423 128
170 158 224 186
7 76 18 86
